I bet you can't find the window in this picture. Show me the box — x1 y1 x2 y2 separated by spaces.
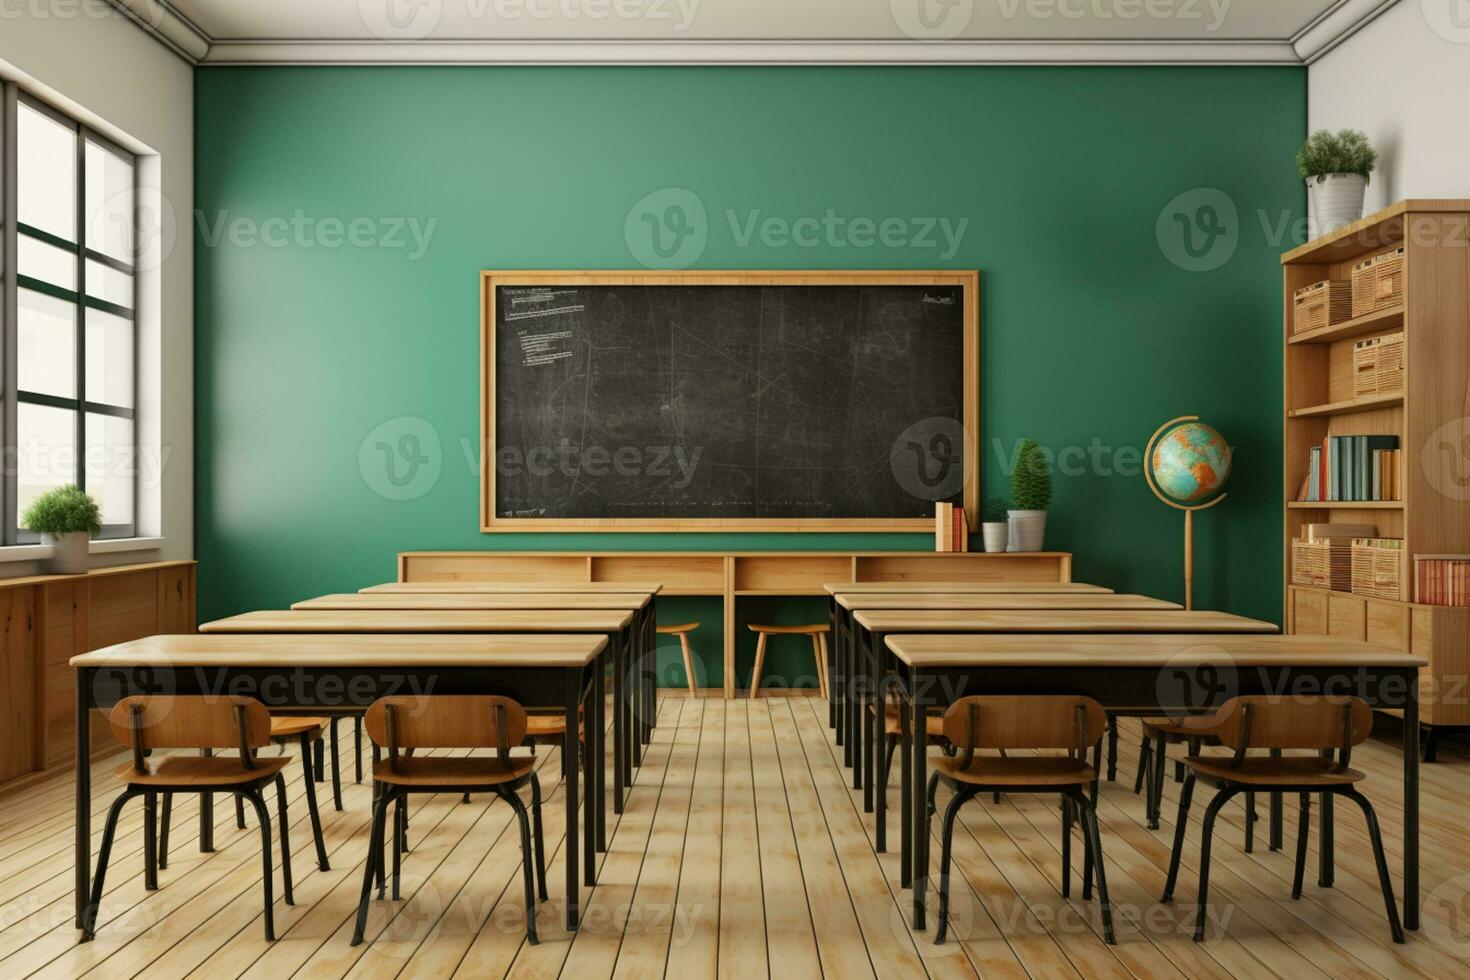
3 85 138 542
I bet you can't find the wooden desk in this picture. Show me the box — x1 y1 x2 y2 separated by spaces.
295 592 653 611
884 633 1425 932
366 581 665 595
835 593 1179 611
823 581 1111 595
71 633 607 931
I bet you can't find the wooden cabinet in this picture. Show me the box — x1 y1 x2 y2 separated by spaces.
0 561 196 788
1291 587 1329 635
1327 592 1366 639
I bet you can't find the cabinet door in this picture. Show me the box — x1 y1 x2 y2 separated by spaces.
158 565 194 634
1292 589 1328 635
0 587 39 782
1366 600 1410 651
1328 593 1366 640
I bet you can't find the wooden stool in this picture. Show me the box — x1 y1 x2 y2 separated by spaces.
747 623 829 700
657 621 701 696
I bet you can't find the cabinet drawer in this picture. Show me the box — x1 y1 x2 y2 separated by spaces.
1328 593 1366 640
1366 600 1410 650
1292 588 1328 635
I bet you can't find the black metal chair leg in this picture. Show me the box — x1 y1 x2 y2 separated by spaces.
1292 793 1311 899
1133 735 1150 794
354 715 363 783
1244 791 1256 853
143 791 159 890
235 792 246 829
1073 791 1115 945
352 789 392 945
530 773 549 901
274 775 295 906
501 787 541 945
313 736 325 782
1193 788 1239 941
244 788 276 941
1061 796 1072 898
1148 731 1167 829
926 772 939 819
1161 774 1196 902
1106 715 1118 781
392 796 404 900
1082 795 1094 901
1341 787 1406 943
158 792 172 870
329 717 343 811
81 790 136 941
298 732 330 871
934 787 974 945
884 736 896 788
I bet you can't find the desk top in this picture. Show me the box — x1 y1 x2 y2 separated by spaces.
364 582 662 595
200 608 634 633
885 633 1425 669
835 593 1179 611
853 609 1276 633
72 632 607 669
822 581 1111 596
294 592 652 611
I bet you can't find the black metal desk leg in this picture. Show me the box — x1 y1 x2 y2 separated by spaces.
613 633 626 815
584 669 597 884
864 633 880 811
1318 748 1335 887
876 669 888 853
1268 749 1283 850
900 679 912 887
200 747 215 852
594 653 607 853
911 671 928 930
75 673 91 927
1405 688 1420 930
564 672 581 930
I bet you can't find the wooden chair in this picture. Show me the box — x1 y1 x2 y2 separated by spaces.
1134 715 1257 849
926 695 1115 944
82 696 294 942
157 712 335 873
657 621 701 696
353 695 547 946
747 623 828 700
1160 695 1403 943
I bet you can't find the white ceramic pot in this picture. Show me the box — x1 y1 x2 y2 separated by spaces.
43 531 90 574
1006 510 1047 553
1308 174 1367 237
981 522 1009 553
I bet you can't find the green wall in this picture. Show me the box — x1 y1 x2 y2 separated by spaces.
195 66 1305 689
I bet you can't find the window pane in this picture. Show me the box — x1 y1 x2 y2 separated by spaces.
17 404 78 529
18 103 77 242
18 288 77 398
85 260 133 309
17 234 77 290
86 414 134 527
86 141 135 263
86 308 134 408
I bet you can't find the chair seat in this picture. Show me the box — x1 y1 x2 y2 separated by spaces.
657 622 700 634
270 716 327 739
1142 716 1221 740
372 755 536 787
1186 755 1366 787
747 623 828 635
881 705 945 737
115 755 290 787
934 754 1096 787
526 712 586 737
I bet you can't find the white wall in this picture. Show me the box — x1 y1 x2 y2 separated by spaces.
0 4 193 569
1309 0 1470 214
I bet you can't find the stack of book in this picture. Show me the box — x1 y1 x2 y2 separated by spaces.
1414 555 1470 606
1299 435 1400 502
934 502 969 552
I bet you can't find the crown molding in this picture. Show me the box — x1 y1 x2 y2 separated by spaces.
1292 0 1400 64
107 0 210 62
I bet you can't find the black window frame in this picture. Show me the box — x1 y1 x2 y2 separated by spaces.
1 83 139 543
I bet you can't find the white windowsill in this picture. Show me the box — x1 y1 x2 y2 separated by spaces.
0 536 165 565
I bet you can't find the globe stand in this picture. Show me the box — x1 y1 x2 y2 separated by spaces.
1145 415 1227 611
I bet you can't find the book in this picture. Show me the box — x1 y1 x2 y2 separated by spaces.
935 503 948 552
1360 436 1398 500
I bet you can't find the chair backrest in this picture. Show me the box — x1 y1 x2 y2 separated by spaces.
108 696 273 772
1204 695 1372 755
941 695 1106 755
364 695 529 763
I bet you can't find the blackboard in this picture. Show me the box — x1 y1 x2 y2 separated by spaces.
481 271 978 531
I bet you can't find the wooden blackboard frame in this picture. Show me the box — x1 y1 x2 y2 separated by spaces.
480 270 980 532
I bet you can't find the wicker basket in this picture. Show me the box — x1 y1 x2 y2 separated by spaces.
1292 539 1353 591
1351 246 1406 317
1352 541 1407 601
1293 280 1352 335
1352 332 1406 397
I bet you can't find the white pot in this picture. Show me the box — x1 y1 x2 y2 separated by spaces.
1307 174 1367 238
1005 510 1047 553
981 522 1009 553
43 531 90 574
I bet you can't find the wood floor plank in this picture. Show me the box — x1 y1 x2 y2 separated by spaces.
663 696 723 978
718 699 767 977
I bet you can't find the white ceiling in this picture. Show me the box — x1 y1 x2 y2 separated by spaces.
111 0 1400 63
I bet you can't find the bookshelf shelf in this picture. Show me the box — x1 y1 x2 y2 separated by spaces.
1282 200 1470 735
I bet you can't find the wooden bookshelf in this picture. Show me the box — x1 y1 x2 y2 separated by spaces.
1283 200 1470 753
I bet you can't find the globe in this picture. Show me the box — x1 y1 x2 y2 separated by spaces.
1150 420 1232 505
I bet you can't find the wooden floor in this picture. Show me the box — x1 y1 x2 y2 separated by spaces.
2 695 1467 979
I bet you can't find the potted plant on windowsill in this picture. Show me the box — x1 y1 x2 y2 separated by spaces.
23 484 100 574
1007 439 1052 553
981 498 1009 553
1297 128 1377 237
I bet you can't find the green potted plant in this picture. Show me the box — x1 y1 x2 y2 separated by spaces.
981 498 1010 553
1297 128 1377 237
1007 439 1052 552
22 484 100 574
